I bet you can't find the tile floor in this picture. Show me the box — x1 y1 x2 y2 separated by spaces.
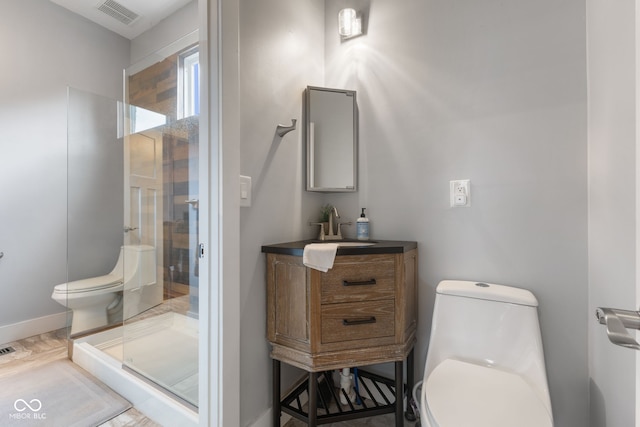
284 412 418 427
0 328 418 427
0 329 159 426
285 418 417 427
281 395 419 427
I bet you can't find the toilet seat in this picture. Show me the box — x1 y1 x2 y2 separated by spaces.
424 359 552 427
53 274 123 294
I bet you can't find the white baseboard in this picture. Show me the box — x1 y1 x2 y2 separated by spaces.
0 312 68 345
248 373 308 427
249 408 272 427
248 408 292 427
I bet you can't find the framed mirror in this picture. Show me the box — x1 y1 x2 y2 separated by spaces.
306 86 358 192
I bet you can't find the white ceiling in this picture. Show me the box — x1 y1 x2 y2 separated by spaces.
50 0 192 40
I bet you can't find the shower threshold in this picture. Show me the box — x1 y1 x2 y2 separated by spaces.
73 312 199 426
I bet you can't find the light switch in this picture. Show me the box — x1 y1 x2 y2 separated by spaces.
240 175 252 207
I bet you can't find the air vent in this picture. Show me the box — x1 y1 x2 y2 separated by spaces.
0 346 15 356
97 0 140 26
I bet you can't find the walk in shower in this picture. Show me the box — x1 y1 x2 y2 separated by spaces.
66 33 203 423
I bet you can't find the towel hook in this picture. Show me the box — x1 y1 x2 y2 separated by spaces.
276 119 297 137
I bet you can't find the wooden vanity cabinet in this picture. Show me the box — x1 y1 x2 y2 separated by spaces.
264 241 418 426
266 250 418 372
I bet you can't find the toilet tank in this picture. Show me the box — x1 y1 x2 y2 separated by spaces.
425 280 550 409
121 245 156 290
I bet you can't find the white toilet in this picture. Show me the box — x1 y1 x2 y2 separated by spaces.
420 280 553 427
52 245 160 335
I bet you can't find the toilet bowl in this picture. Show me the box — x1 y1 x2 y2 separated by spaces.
419 280 553 427
52 245 159 335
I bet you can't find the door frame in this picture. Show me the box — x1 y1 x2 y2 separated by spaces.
200 0 241 425
636 1 640 421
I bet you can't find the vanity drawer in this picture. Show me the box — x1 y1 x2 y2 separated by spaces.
321 254 396 303
321 300 395 344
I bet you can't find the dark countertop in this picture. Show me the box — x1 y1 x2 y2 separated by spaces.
261 239 417 256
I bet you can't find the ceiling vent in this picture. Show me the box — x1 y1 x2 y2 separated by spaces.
96 0 140 26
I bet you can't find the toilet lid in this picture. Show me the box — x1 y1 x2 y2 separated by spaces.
54 274 123 294
424 359 552 427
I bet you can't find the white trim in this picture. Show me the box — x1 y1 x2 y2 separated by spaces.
635 1 640 424
0 312 68 345
248 408 292 427
201 0 241 424
212 0 241 425
73 337 198 426
249 409 272 427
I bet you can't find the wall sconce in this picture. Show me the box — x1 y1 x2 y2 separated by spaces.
338 8 362 39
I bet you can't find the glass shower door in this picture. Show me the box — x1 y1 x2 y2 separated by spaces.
121 40 201 408
66 88 124 338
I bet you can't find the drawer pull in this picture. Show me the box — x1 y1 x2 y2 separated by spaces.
343 317 377 326
342 278 377 287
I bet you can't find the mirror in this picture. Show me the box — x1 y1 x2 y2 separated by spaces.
306 86 358 192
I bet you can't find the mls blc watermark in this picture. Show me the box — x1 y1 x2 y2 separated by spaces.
9 398 46 421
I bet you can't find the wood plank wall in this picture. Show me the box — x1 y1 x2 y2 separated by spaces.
128 47 199 299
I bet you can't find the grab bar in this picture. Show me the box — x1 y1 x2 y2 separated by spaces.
596 307 640 350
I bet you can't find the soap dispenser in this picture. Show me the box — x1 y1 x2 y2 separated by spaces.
356 208 370 240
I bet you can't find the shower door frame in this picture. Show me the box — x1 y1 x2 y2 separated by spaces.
122 25 208 412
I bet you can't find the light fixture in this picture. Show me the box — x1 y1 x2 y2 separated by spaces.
338 8 362 39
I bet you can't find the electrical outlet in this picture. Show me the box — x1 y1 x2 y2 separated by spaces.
450 180 471 207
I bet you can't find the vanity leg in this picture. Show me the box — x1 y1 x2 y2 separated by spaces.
273 359 281 427
395 361 403 427
308 372 318 427
407 348 415 392
405 348 417 421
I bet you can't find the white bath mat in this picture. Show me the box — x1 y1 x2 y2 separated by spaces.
0 359 131 426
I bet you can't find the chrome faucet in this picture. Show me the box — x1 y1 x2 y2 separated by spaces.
310 205 351 240
324 206 351 240
328 206 339 237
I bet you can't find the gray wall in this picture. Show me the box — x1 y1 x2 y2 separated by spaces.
0 0 130 328
130 0 198 65
324 1 589 425
239 0 589 426
0 1 600 425
67 89 123 282
238 0 325 424
587 1 637 426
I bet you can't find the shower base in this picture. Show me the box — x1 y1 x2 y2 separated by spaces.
73 312 199 426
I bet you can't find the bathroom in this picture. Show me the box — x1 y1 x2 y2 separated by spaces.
0 0 635 426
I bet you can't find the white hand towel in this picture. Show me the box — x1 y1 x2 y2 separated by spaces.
303 243 339 272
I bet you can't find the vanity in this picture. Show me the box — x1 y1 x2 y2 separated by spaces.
262 240 418 426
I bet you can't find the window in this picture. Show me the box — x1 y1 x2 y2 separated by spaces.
179 47 200 119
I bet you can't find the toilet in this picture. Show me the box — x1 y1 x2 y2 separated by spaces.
52 245 160 335
420 280 553 427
